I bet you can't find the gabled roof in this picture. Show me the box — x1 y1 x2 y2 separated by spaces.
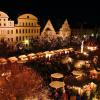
59 19 70 31
42 19 56 33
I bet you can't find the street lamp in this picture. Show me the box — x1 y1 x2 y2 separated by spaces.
24 40 29 45
23 40 30 49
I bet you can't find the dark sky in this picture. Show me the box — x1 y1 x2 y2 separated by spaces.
0 0 100 28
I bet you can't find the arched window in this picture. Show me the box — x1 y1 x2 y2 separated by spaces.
19 29 21 33
23 36 24 41
29 29 30 33
8 30 9 34
34 29 36 33
23 23 24 26
31 23 33 26
26 22 27 26
37 29 39 33
16 29 18 33
19 36 21 41
29 23 30 26
26 29 27 33
11 30 13 34
16 36 18 41
23 29 24 33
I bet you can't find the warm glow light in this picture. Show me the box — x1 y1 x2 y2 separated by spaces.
83 52 89 56
24 40 29 45
87 46 97 51
45 52 53 60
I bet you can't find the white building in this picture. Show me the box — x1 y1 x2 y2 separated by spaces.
0 11 14 42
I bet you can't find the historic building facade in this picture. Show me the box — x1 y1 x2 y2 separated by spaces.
15 14 40 44
0 11 40 45
0 11 14 42
0 11 71 50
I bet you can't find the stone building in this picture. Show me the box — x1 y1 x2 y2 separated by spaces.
0 11 40 46
0 11 71 50
0 11 14 42
15 14 40 44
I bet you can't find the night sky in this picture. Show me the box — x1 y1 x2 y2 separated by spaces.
0 0 100 29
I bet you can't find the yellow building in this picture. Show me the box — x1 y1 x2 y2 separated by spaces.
15 14 40 44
